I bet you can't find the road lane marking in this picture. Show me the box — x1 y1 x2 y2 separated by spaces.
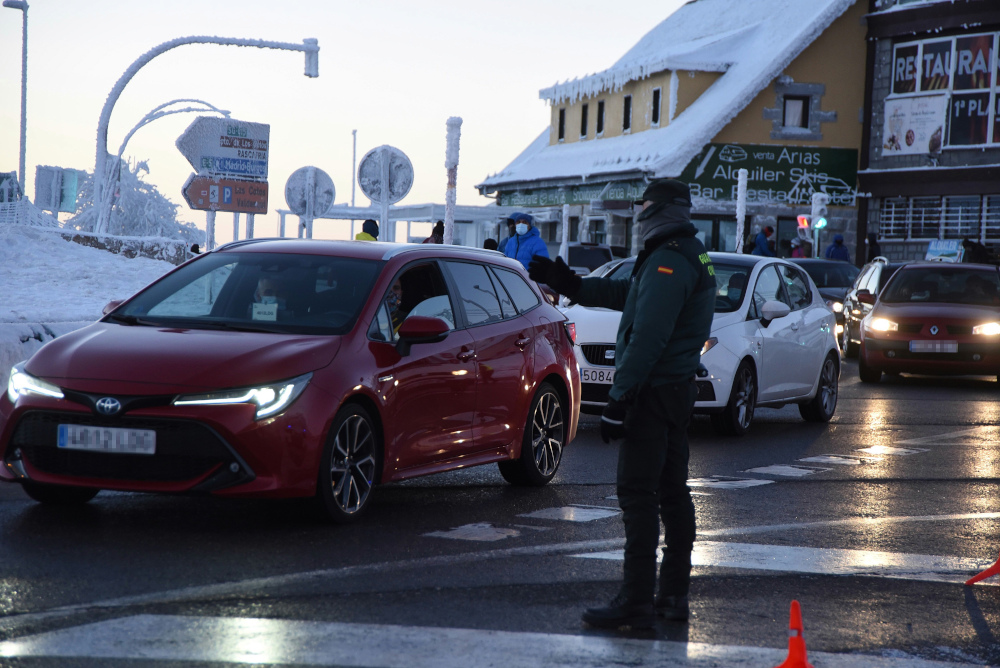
898 427 989 446
519 506 620 522
798 455 864 465
743 465 831 477
688 477 774 489
573 541 994 586
423 523 520 541
0 614 977 667
4 513 999 635
856 446 928 456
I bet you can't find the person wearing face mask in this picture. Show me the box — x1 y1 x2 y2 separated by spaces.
528 178 714 630
387 278 406 332
503 212 549 271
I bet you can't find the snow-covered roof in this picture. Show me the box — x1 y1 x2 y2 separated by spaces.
478 0 856 192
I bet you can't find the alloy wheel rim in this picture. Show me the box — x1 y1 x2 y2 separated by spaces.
736 369 755 428
329 414 376 514
820 359 838 415
531 392 564 477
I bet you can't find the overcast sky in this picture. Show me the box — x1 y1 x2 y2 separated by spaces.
0 0 688 241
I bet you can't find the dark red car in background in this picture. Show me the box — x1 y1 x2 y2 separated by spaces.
858 262 1000 383
1 239 580 522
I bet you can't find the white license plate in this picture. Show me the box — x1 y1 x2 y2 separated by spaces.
909 340 958 353
57 424 156 455
581 368 615 384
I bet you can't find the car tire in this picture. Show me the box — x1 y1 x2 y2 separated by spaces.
841 322 859 358
858 354 882 383
799 354 839 422
499 382 565 486
711 359 756 437
21 481 99 505
315 403 381 524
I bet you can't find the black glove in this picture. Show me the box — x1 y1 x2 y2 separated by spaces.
600 398 627 444
527 255 582 299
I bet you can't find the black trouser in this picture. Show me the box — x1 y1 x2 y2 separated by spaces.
617 379 697 603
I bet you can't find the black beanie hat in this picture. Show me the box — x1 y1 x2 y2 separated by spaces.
633 178 692 207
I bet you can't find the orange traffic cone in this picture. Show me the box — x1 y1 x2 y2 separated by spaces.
966 549 1000 586
774 600 814 668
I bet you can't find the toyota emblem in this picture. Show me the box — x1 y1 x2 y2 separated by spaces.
930 325 939 336
95 397 122 416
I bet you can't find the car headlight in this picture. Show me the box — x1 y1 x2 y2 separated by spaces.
973 322 1000 336
700 337 719 356
825 300 843 313
173 372 312 420
7 362 65 403
868 318 898 332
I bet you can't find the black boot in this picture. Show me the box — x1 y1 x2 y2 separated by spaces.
581 592 655 630
654 594 689 621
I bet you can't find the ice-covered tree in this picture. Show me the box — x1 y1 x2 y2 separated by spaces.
69 158 204 245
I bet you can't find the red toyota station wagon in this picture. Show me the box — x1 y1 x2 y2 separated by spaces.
1 239 580 522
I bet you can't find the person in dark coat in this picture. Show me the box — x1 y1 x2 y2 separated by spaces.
528 178 715 629
825 234 851 262
962 237 995 264
500 218 517 255
483 238 498 251
866 233 882 262
423 220 444 244
751 226 775 256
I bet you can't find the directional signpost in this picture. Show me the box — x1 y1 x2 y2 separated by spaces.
177 116 271 249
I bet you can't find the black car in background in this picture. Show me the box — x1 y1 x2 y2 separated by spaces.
789 258 860 345
840 256 907 357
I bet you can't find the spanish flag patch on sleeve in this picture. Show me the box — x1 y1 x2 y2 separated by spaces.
657 266 674 275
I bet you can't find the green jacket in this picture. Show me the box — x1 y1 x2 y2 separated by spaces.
576 223 715 402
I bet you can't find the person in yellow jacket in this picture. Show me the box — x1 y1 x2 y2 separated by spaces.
355 219 379 241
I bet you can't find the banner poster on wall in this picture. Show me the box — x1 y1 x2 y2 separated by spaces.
882 95 947 155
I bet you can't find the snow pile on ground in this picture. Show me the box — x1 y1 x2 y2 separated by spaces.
0 224 176 382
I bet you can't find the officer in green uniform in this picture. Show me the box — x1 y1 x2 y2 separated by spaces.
528 178 715 629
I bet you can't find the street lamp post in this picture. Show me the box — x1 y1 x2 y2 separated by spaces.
3 0 28 194
93 35 319 234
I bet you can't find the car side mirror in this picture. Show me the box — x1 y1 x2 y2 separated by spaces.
760 300 791 326
396 316 450 356
857 290 876 305
102 300 124 316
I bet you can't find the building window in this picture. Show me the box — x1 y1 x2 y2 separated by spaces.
651 88 661 126
878 195 990 240
623 95 632 132
783 96 809 128
596 100 605 135
557 108 566 142
580 103 588 138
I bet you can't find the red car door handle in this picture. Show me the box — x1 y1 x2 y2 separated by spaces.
458 350 476 362
515 337 532 350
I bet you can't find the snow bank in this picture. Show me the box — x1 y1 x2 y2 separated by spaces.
0 224 177 383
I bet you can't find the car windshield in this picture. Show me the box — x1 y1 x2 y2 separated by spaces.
114 252 382 335
799 262 860 288
714 262 751 313
605 259 635 281
569 245 613 272
880 266 1000 306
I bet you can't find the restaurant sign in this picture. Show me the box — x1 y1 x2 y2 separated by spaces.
498 180 646 208
678 143 859 206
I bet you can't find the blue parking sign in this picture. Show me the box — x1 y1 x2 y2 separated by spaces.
223 187 233 204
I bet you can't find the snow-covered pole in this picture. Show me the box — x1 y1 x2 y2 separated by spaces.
232 212 240 242
93 35 319 234
443 117 462 246
305 167 316 239
560 203 570 261
246 213 254 239
379 148 391 242
735 168 748 253
205 210 216 250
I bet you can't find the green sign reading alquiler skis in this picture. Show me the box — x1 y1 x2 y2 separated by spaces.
678 143 859 206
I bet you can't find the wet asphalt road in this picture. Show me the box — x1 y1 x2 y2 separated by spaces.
1 357 1000 666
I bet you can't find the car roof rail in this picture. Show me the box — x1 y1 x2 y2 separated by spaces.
213 237 294 252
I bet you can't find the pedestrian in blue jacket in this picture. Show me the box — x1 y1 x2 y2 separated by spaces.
504 212 549 270
751 226 775 256
825 234 851 262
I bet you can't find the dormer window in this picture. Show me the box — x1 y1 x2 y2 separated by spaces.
652 88 662 127
558 108 566 142
623 95 632 132
597 100 605 135
581 103 589 138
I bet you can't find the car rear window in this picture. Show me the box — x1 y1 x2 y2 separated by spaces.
713 262 752 313
492 267 540 314
116 252 381 335
880 266 1000 305
568 245 614 271
799 262 860 288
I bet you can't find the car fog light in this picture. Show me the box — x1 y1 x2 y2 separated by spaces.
887 350 896 358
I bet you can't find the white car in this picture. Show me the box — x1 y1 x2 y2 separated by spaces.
567 252 840 435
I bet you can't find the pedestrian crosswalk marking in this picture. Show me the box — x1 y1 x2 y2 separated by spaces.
519 505 620 522
856 445 928 456
688 476 774 489
743 465 830 477
573 541 994 586
423 522 520 541
798 454 864 465
0 614 977 667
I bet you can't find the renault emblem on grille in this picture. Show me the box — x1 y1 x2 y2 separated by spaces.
95 397 122 416
930 325 939 336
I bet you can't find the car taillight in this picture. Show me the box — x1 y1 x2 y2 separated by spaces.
564 322 577 344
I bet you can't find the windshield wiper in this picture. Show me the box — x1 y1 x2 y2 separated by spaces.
193 320 286 334
105 314 158 327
